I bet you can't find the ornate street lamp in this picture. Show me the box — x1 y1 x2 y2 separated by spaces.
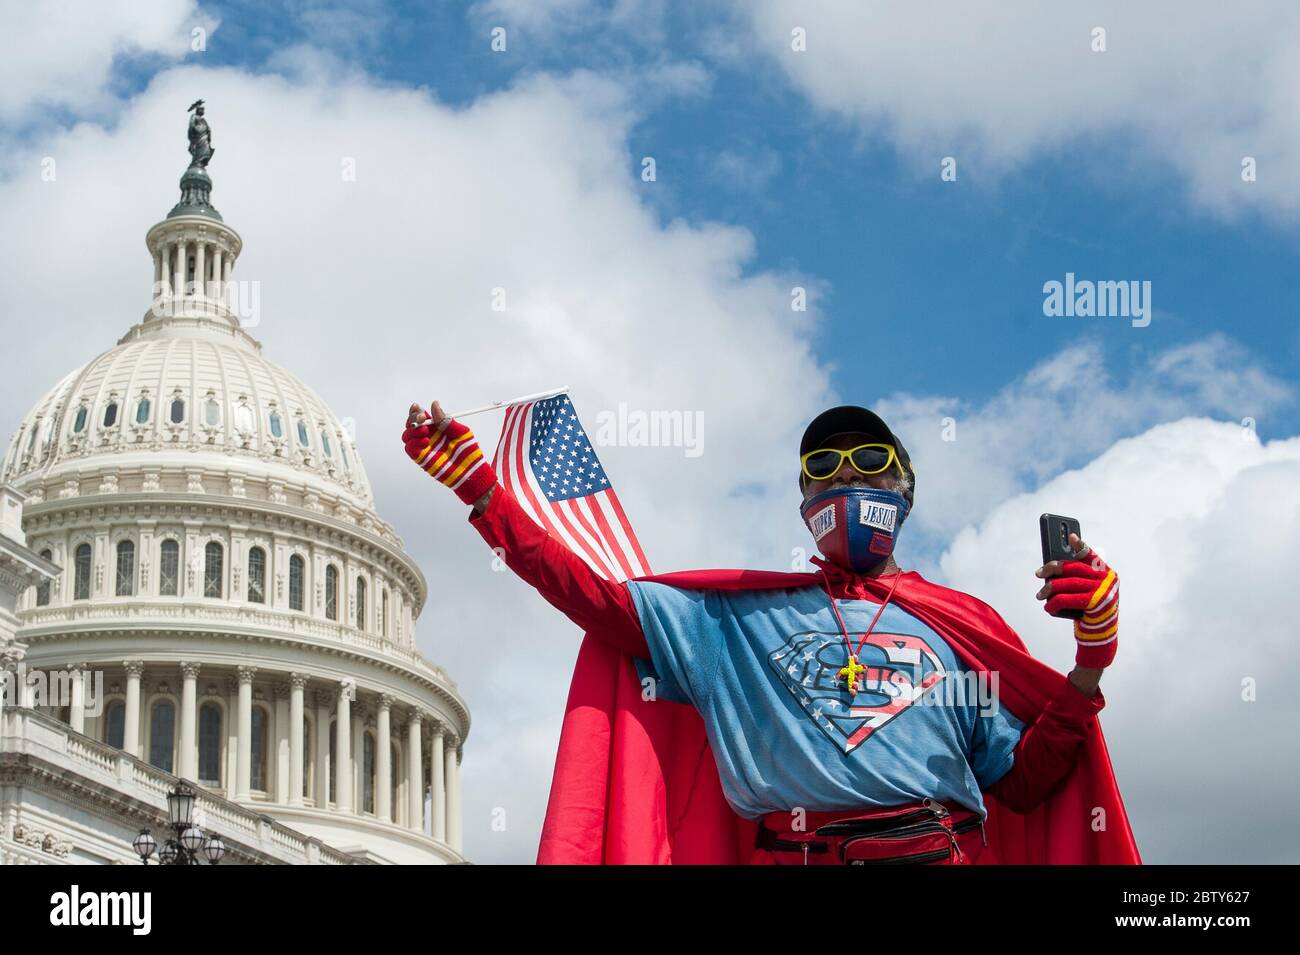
133 782 227 865
203 833 226 864
181 826 205 853
168 782 195 829
132 829 156 863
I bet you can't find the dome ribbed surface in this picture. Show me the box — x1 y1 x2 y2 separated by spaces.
2 336 373 509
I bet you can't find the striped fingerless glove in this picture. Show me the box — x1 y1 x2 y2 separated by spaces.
1044 548 1119 669
401 415 498 506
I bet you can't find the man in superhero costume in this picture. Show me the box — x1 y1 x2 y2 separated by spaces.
403 401 1139 864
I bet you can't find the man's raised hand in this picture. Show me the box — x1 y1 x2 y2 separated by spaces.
406 401 450 433
401 400 498 508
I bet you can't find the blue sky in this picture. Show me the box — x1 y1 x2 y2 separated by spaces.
155 0 1300 450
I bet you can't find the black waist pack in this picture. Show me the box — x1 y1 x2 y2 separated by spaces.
756 798 986 865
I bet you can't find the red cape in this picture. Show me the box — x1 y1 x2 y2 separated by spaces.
536 567 1141 864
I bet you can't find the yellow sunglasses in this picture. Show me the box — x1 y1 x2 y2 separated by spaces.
801 442 903 482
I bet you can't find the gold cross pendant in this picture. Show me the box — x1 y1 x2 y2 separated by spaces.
838 653 867 695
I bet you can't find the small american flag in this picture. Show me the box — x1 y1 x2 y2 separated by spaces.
493 393 651 582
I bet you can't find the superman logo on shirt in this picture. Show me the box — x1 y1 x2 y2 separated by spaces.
767 630 947 754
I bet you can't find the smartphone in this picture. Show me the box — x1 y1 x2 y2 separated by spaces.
1039 513 1084 619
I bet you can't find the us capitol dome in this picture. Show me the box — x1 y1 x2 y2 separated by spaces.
0 105 468 865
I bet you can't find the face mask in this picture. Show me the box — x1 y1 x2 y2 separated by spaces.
800 485 910 573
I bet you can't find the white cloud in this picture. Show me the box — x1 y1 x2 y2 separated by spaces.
711 146 782 193
938 419 1300 862
293 0 393 53
873 335 1291 565
728 0 1300 219
472 0 600 35
471 0 666 43
0 0 213 125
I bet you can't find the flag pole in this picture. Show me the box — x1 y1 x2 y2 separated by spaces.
449 386 570 420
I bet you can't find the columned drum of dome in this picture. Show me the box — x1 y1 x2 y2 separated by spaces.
1 104 468 865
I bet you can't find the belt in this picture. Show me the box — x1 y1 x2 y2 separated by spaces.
755 798 986 865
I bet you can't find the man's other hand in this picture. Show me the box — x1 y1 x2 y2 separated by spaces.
1034 533 1119 671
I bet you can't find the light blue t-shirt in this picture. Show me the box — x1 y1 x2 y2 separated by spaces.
626 581 1026 821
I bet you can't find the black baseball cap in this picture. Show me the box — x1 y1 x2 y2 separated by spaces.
799 405 915 501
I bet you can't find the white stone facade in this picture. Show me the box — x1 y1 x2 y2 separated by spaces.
0 151 468 866
1 706 360 865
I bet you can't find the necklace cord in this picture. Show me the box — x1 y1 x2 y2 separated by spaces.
821 570 903 660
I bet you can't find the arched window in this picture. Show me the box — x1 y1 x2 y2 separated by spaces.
355 576 367 630
325 565 338 621
199 703 222 787
363 732 376 814
296 419 310 448
135 397 151 424
341 442 351 471
269 412 283 439
234 403 255 434
381 589 389 638
204 541 223 598
149 700 176 772
159 539 179 596
251 707 268 791
36 549 52 606
73 406 88 433
115 540 135 596
73 543 91 600
289 554 305 611
247 546 266 604
169 398 185 424
321 430 332 458
103 401 118 428
204 396 221 427
105 700 125 749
